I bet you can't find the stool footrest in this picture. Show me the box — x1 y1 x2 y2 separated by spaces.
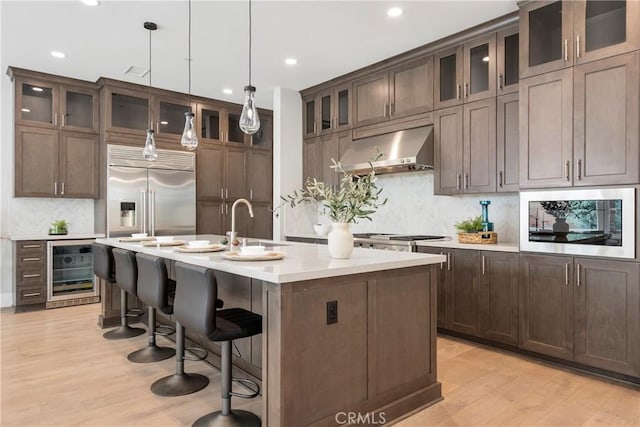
154 324 175 336
126 308 145 318
184 346 208 361
230 378 260 399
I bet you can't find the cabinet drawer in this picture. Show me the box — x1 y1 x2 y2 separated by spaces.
16 286 46 305
16 265 46 286
16 240 46 252
16 253 45 266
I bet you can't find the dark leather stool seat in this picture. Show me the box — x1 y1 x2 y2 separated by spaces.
127 253 177 363
140 254 210 396
98 246 145 340
175 262 262 427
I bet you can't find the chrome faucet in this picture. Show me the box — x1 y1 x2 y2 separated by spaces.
230 198 254 250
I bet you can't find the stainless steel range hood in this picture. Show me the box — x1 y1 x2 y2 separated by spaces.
339 125 434 175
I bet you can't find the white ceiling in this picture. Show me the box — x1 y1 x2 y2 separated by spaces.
1 1 518 109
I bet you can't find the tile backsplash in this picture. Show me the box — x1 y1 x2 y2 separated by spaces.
8 198 94 236
285 171 520 243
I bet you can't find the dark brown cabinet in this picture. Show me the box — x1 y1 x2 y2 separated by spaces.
520 0 640 78
14 240 47 309
496 93 519 192
303 84 352 138
250 111 273 150
446 249 481 336
197 102 248 146
520 52 639 189
320 131 352 190
434 98 496 195
434 34 496 110
520 254 640 377
303 136 323 185
353 57 433 127
249 150 273 202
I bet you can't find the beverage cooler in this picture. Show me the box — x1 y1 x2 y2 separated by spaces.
47 240 98 303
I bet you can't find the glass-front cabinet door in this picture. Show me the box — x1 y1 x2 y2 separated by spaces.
497 26 520 95
334 84 352 131
520 1 573 78
251 113 272 150
198 103 223 143
226 107 249 146
317 90 334 135
106 87 150 135
15 79 58 128
573 0 640 64
434 45 463 109
61 86 99 132
302 96 317 138
463 33 496 102
154 96 194 141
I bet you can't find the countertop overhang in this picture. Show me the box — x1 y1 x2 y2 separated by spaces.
96 234 446 284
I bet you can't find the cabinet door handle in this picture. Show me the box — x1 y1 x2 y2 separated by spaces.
447 252 451 271
53 113 58 126
456 173 461 190
250 189 253 200
60 182 65 196
54 182 58 195
498 73 503 90
225 188 228 199
225 203 228 215
576 263 581 287
564 39 568 61
390 103 395 115
221 188 224 199
22 257 41 262
456 84 461 100
481 255 486 275
464 173 469 189
576 35 581 59
499 170 504 188
577 159 582 180
565 263 569 285
439 252 444 270
23 273 41 278
22 244 41 249
464 83 469 98
565 160 571 181
383 104 387 117
61 113 66 127
23 292 41 297
313 122 317 134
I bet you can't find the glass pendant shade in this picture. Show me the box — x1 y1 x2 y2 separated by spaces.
239 85 260 134
181 112 198 150
142 129 158 161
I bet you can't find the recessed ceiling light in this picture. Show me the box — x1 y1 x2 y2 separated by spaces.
285 58 298 66
482 56 490 62
81 0 100 6
223 88 233 95
51 51 66 59
21 108 31 113
160 121 169 125
387 7 403 17
32 87 43 92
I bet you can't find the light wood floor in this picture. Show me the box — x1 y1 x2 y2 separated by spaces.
1 304 639 426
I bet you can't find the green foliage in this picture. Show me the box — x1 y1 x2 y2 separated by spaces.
51 219 69 229
454 215 484 233
281 150 387 224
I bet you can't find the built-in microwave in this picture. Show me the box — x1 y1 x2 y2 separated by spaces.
520 188 636 259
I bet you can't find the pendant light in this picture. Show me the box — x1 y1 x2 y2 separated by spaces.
239 0 260 134
142 21 158 161
181 0 198 151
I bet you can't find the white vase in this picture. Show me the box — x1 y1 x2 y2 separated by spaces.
327 223 354 259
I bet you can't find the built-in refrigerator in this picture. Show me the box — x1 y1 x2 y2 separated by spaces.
106 144 196 237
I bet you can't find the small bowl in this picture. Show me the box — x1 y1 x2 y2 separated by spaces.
131 233 148 238
313 224 331 236
188 240 210 248
241 246 266 255
155 236 174 243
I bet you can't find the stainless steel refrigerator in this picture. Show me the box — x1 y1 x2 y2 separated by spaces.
106 144 195 237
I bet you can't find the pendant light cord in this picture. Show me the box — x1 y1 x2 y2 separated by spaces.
188 0 192 102
248 0 252 86
148 25 152 128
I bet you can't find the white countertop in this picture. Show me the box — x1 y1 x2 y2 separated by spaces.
285 233 520 253
10 233 105 241
96 234 446 284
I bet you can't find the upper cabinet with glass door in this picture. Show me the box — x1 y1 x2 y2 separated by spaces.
153 95 195 143
103 85 151 136
14 76 98 133
520 0 640 78
497 26 520 95
302 83 352 138
434 34 496 109
251 111 272 150
197 101 249 146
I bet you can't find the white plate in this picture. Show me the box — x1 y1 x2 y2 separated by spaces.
221 251 285 261
174 244 226 253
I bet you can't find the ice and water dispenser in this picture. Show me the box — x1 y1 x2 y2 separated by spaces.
120 202 136 228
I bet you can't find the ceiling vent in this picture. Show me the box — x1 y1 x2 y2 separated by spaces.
123 65 149 78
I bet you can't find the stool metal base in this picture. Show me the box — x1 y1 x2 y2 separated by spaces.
127 345 175 363
192 410 261 427
151 373 209 397
103 325 145 340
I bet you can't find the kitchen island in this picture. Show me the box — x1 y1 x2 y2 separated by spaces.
96 235 445 426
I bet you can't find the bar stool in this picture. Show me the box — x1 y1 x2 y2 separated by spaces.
174 262 262 427
95 244 145 340
127 253 176 363
141 254 210 396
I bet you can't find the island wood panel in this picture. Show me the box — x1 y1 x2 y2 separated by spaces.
264 265 440 427
417 246 447 327
250 280 263 368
